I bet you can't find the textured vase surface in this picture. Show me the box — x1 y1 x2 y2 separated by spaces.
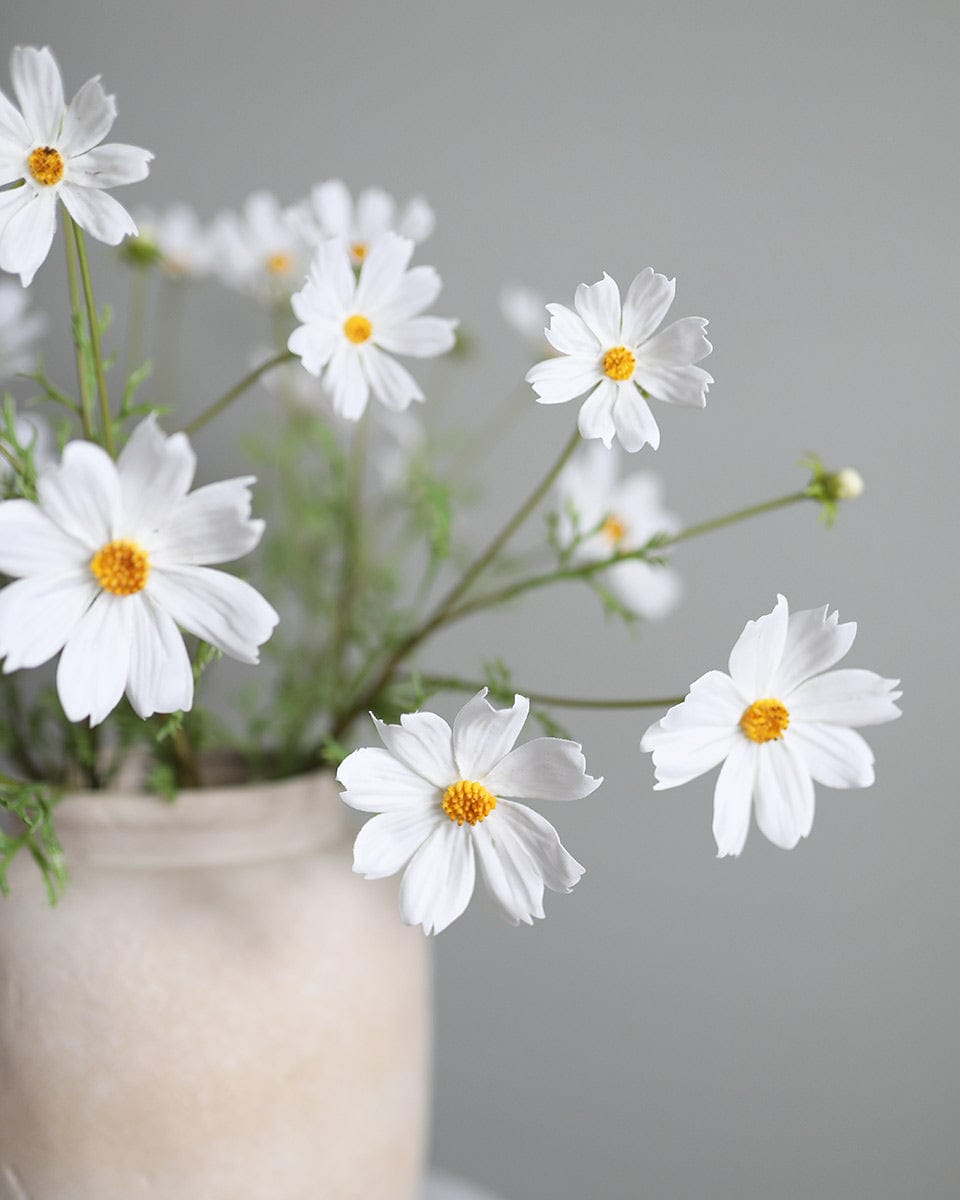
0 769 431 1200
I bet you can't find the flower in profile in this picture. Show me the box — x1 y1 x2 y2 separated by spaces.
0 45 153 286
210 191 308 299
0 281 46 380
499 283 551 354
128 203 212 278
288 232 457 421
526 269 713 452
0 415 278 725
641 595 901 855
296 178 434 267
337 689 601 934
555 441 682 620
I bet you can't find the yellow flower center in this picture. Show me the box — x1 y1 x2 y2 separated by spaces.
90 539 151 596
601 514 627 545
350 242 368 262
343 313 373 344
740 698 790 744
265 252 293 276
602 345 636 381
441 779 497 826
28 146 64 187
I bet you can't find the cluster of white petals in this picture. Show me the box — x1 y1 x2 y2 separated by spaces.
641 595 901 855
211 191 310 299
527 269 713 452
294 179 434 267
133 203 214 278
555 441 683 620
338 689 601 934
0 46 152 286
288 232 457 421
0 416 278 725
0 280 45 380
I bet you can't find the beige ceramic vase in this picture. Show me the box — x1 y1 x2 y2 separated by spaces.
0 768 431 1200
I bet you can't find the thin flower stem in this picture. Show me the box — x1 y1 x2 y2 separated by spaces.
413 674 685 711
64 223 95 440
70 219 115 457
183 350 295 436
0 442 20 475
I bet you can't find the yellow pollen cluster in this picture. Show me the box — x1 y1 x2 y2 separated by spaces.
740 698 790 744
28 146 64 186
441 779 497 826
265 252 293 276
343 314 373 344
90 539 151 596
602 345 636 381
601 514 627 545
350 242 368 262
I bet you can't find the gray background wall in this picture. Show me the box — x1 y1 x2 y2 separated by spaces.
6 1 958 1196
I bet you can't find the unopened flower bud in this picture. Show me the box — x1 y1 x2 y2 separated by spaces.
833 468 864 500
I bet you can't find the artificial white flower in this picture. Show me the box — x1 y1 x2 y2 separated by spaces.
337 689 601 934
0 415 278 726
296 178 434 267
131 202 212 277
555 440 682 620
500 283 551 353
210 191 309 299
526 268 713 452
641 595 901 855
288 232 457 422
0 281 45 380
0 46 152 286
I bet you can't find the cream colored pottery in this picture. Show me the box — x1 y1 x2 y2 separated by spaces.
0 768 431 1200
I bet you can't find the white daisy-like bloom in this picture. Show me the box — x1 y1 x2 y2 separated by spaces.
132 202 213 278
295 178 435 268
0 280 45 380
555 440 682 620
288 232 457 422
526 268 713 452
210 191 309 299
0 45 153 287
0 415 279 726
499 283 551 354
640 595 902 856
337 689 601 934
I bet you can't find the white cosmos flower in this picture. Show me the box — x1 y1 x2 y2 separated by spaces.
210 191 309 300
641 595 902 856
555 440 682 620
132 202 212 278
526 268 713 452
337 689 601 934
288 232 457 422
295 178 435 268
0 46 153 286
500 283 551 354
0 415 279 726
0 280 45 380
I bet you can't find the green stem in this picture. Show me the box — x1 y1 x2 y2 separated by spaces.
70 218 114 456
415 674 685 711
183 350 294 436
0 442 21 475
64 223 95 440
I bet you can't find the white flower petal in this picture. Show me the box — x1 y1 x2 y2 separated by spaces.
374 315 457 358
658 669 746 732
37 439 120 549
612 386 661 452
452 689 529 781
326 343 370 420
116 415 195 539
362 344 423 412
352 808 443 880
620 268 675 346
753 739 816 849
59 183 137 245
125 593 193 718
59 75 115 156
787 669 902 727
606 559 682 620
0 86 31 154
146 565 278 665
306 238 356 312
482 736 601 802
639 316 712 366
311 179 352 239
287 319 337 376
396 196 434 242
641 724 739 789
728 594 790 700
149 477 264 566
544 303 600 357
576 379 618 447
0 498 87 576
0 189 57 287
10 46 64 145
354 232 414 312
56 592 131 726
67 142 152 188
356 188 396 241
337 745 440 813
472 814 545 926
399 820 476 935
631 362 713 408
712 739 757 857
774 604 857 697
788 722 875 789
372 710 458 790
573 274 621 344
495 800 584 893
526 355 600 404
377 264 441 322
0 570 96 671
